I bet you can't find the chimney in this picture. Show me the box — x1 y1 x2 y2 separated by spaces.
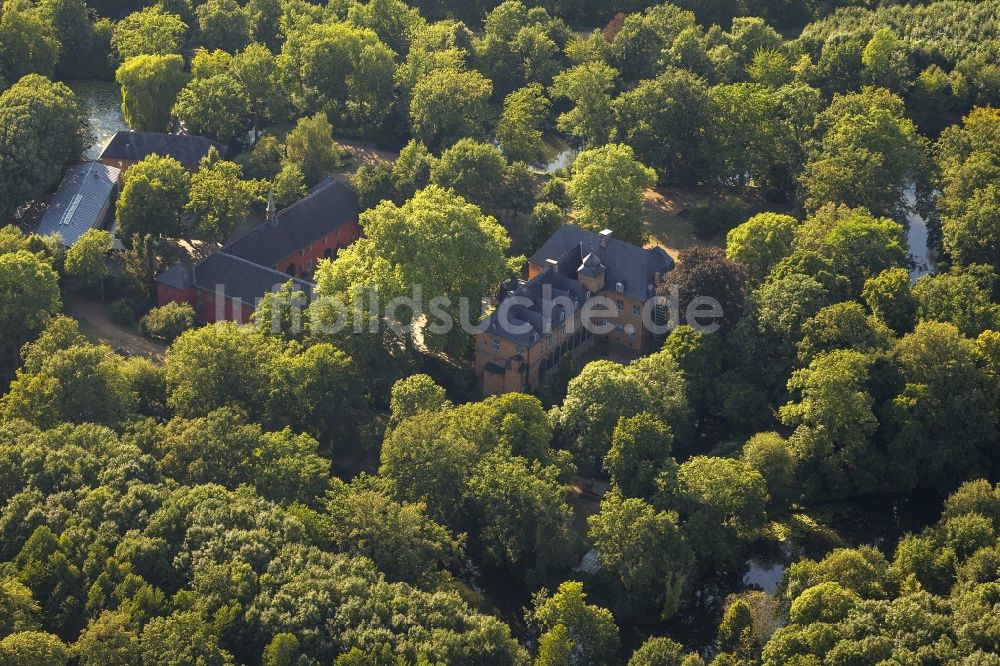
266 188 278 225
599 229 613 247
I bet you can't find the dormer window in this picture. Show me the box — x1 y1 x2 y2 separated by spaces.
615 282 624 294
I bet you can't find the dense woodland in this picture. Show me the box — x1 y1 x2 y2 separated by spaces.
0 0 1000 663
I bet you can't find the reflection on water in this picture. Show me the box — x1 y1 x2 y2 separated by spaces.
69 80 126 160
905 186 935 281
534 136 579 173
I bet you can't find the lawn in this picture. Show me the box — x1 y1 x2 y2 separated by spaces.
643 185 798 260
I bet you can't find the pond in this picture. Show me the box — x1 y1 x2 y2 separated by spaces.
69 79 127 160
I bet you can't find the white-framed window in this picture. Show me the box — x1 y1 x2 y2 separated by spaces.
617 299 624 312
632 304 640 318
492 336 501 351
615 323 624 333
616 282 624 293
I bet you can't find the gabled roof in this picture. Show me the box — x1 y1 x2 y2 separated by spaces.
156 251 314 305
222 178 359 268
99 131 226 165
528 225 674 301
484 267 589 345
37 162 120 246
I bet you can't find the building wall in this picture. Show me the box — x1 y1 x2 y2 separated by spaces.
156 283 195 310
192 287 255 324
273 219 362 277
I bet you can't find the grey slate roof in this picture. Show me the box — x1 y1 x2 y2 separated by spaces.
485 268 589 345
99 131 226 165
528 225 674 301
156 252 313 305
222 178 359 267
37 162 120 246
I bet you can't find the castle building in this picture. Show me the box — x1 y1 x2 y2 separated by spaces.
476 225 674 395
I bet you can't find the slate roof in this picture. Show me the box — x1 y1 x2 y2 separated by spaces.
156 252 313 305
37 162 120 246
222 178 359 267
528 225 674 301
99 131 226 165
484 267 589 345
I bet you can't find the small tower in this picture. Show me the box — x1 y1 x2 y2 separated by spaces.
266 188 278 225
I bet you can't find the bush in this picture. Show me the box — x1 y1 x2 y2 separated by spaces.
140 302 196 342
691 198 744 239
109 299 137 327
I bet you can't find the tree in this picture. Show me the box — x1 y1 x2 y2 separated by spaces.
550 61 617 146
0 7 59 84
388 374 450 427
139 302 195 342
796 301 892 364
316 186 512 354
283 113 339 186
935 107 1000 272
780 350 881 501
110 7 187 61
164 322 281 418
566 143 655 245
862 267 917 334
674 456 769 569
0 75 85 219
725 213 797 285
75 611 141 666
271 163 307 208
913 265 1000 337
496 84 549 163
536 624 574 666
115 155 190 239
605 412 676 499
185 155 256 242
554 361 654 470
116 54 188 131
139 611 233 666
0 631 68 666
379 412 477 524
64 229 113 294
589 492 694 620
465 450 577 585
613 68 717 186
409 68 492 149
0 251 61 361
196 0 251 52
628 637 690 666
658 246 747 332
265 342 362 443
173 74 247 142
886 321 998 492
800 88 927 219
324 478 461 586
527 202 563 252
532 581 619 666
792 204 908 296
861 28 911 92
280 21 396 128
233 43 281 132
430 139 507 210
741 432 797 509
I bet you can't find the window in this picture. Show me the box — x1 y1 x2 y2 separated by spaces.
632 304 640 318
492 336 501 351
616 299 624 312
615 323 624 333
616 282 624 293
